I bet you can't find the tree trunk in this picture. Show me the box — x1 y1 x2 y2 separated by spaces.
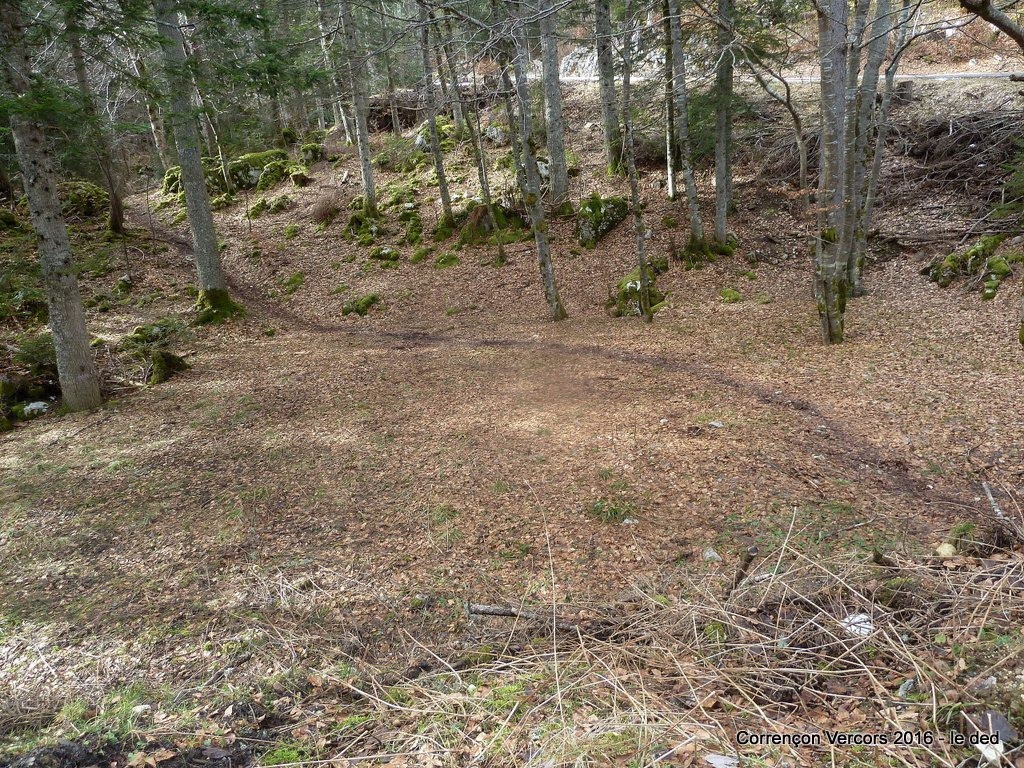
713 0 733 244
662 0 678 201
181 15 232 193
621 0 653 323
540 0 569 209
339 0 377 214
316 0 353 141
440 18 466 134
66 8 125 235
511 5 567 320
130 53 173 175
0 161 13 201
594 0 621 174
152 0 237 321
814 0 849 343
1 0 102 411
418 3 453 225
379 2 402 133
667 0 704 246
849 0 897 295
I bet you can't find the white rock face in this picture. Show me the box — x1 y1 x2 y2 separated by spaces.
23 401 49 417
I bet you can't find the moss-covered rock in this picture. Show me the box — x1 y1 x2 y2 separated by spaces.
148 349 189 385
210 193 234 211
434 252 460 269
576 193 628 248
720 287 742 303
415 115 459 152
606 268 666 317
0 208 23 230
301 143 325 164
342 293 380 316
269 194 293 213
60 181 109 218
346 210 387 245
228 149 289 190
457 203 528 246
923 234 1007 288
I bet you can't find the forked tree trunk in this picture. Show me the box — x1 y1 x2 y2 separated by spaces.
1 0 102 411
666 0 704 246
713 0 733 244
66 8 125 234
621 0 653 323
418 3 453 225
814 0 849 343
594 0 621 174
540 0 569 208
511 5 566 320
339 0 377 214
152 0 237 321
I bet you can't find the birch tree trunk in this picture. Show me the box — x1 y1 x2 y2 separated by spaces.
540 0 569 209
667 0 704 247
66 7 125 235
512 7 567 320
316 0 353 142
621 0 653 323
713 0 733 244
440 18 465 134
152 0 238 322
1 0 101 411
594 0 621 174
339 0 377 214
418 3 453 226
814 0 849 343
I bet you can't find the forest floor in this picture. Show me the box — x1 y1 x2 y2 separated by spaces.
2 83 1023 767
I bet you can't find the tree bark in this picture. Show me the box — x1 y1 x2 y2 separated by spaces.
667 0 704 246
621 0 653 322
814 0 849 343
511 4 567 320
316 0 353 141
152 0 236 319
418 3 453 225
540 0 569 208
339 0 377 214
713 0 733 244
1 0 102 411
594 0 621 174
662 0 678 200
66 7 125 234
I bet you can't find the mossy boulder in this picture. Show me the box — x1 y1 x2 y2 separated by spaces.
606 267 666 317
576 193 628 248
923 234 1007 288
0 208 24 230
720 287 742 304
415 115 459 152
458 203 528 246
121 319 190 385
301 143 325 164
228 149 288 190
210 193 234 211
346 210 386 245
374 135 429 173
148 349 189 384
434 252 460 268
60 181 109 218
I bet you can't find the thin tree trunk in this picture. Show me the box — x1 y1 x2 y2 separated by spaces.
152 0 237 320
0 161 13 201
713 0 733 243
594 0 621 173
814 0 849 343
540 0 568 208
418 3 453 225
181 16 232 193
379 2 402 132
130 53 172 174
512 4 566 320
66 7 125 234
662 0 678 200
746 60 807 209
339 0 377 214
621 0 653 323
1 0 101 411
667 0 703 246
316 0 353 142
440 18 465 134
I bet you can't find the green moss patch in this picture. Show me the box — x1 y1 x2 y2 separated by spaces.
342 293 380 316
434 252 460 269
